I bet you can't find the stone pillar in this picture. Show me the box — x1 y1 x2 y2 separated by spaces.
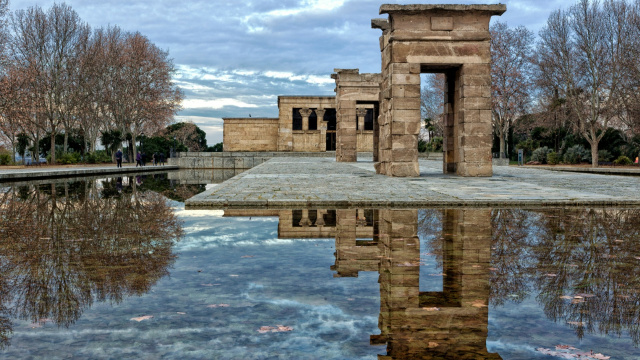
336 101 357 162
356 108 367 133
299 108 312 131
299 209 312 227
315 108 327 152
315 209 326 226
443 71 457 174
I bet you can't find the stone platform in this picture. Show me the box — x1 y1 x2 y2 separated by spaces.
185 158 640 209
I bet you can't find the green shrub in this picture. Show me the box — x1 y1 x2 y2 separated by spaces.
427 137 443 152
531 146 552 163
547 151 560 165
0 152 12 165
57 152 81 165
85 151 111 164
418 139 428 153
563 145 590 164
614 155 632 166
598 150 613 162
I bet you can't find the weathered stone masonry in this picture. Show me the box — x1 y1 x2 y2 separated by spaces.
373 4 505 177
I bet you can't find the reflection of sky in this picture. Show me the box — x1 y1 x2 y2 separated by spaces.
3 200 640 359
1 202 384 359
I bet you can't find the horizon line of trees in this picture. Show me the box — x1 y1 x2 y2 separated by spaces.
421 0 640 167
0 1 183 164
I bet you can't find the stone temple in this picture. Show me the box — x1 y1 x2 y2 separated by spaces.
222 4 506 177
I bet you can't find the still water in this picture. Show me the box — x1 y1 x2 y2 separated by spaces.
0 173 639 359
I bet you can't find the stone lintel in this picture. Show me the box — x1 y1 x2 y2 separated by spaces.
371 18 390 30
333 68 360 74
379 4 507 16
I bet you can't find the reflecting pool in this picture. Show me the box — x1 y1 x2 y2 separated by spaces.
1 174 639 359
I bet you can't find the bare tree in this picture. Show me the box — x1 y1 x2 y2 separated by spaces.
10 4 88 164
491 22 535 158
537 0 626 167
420 73 444 140
619 0 640 137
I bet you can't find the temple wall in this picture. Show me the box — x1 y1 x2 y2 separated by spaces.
277 96 336 152
223 118 279 152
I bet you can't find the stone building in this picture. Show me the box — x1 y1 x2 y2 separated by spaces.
223 76 381 155
222 4 506 177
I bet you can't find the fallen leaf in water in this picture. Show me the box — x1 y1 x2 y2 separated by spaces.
556 345 577 350
429 273 446 276
177 312 186 315
471 300 487 308
614 239 624 243
130 315 153 322
201 283 214 287
347 298 355 301
576 293 595 298
428 342 439 348
574 295 584 299
489 268 498 271
560 296 573 300
258 325 293 333
567 321 584 326
537 347 610 359
546 273 557 277
230 274 239 277
423 307 441 311
207 304 230 308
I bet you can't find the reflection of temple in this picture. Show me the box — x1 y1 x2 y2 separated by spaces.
372 209 500 360
224 208 499 359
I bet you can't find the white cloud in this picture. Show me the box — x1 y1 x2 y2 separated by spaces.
182 99 259 110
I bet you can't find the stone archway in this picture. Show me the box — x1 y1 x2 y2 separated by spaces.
372 4 506 177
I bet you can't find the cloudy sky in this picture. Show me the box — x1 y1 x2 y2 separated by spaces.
8 0 571 146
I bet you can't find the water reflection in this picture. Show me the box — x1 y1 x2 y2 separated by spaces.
227 207 640 358
0 177 184 350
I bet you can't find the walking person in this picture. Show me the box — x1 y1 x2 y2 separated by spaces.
136 151 142 167
115 149 123 168
152 152 157 166
160 152 165 166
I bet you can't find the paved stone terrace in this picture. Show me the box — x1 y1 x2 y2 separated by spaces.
185 158 640 209
0 164 178 182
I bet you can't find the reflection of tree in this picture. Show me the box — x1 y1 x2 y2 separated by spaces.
418 208 640 345
532 208 640 345
100 174 205 202
489 209 536 306
0 179 183 349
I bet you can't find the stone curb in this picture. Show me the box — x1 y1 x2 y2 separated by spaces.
0 165 179 182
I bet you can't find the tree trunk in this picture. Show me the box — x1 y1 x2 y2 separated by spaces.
590 142 598 168
63 132 68 154
50 133 56 164
35 132 40 166
499 133 506 159
132 134 137 160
